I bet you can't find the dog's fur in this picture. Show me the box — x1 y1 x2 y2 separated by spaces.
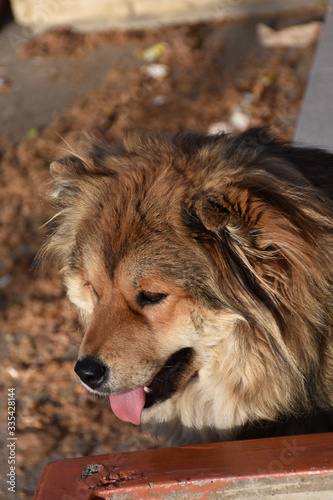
44 129 333 445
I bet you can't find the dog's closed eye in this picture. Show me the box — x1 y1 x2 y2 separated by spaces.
137 291 168 308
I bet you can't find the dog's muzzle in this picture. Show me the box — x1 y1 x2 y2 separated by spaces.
74 356 109 391
74 348 196 425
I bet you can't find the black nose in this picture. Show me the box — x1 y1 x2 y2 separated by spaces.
74 356 108 390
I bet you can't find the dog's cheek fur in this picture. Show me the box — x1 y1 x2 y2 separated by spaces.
141 311 297 445
64 275 94 324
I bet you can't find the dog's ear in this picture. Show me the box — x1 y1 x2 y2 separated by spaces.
50 155 89 180
193 196 231 232
49 155 91 204
187 168 329 272
50 138 115 192
189 165 312 238
190 177 257 237
187 168 332 309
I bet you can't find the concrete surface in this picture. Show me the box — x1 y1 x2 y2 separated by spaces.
10 0 324 32
0 19 142 143
0 5 325 145
294 0 333 151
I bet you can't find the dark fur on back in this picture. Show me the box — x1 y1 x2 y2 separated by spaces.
44 129 333 443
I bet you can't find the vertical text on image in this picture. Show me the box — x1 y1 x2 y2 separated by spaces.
7 387 16 494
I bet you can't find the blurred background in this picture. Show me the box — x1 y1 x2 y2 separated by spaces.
0 0 328 497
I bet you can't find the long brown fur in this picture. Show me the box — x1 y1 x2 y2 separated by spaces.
43 129 333 444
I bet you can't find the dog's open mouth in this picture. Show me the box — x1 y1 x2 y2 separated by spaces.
109 347 194 425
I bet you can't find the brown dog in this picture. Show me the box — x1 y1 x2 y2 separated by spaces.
44 129 333 444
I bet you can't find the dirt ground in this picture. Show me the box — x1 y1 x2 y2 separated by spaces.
0 8 325 499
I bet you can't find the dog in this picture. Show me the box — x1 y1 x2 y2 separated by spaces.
44 129 333 445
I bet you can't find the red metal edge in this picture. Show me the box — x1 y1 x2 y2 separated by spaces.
33 432 333 499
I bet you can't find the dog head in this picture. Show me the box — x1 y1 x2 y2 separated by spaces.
45 130 333 441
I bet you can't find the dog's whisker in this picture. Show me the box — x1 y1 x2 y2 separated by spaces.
150 377 167 383
148 364 174 369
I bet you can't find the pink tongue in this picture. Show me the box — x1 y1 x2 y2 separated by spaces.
109 386 146 425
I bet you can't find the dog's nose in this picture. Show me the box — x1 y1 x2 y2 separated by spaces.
74 356 108 390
